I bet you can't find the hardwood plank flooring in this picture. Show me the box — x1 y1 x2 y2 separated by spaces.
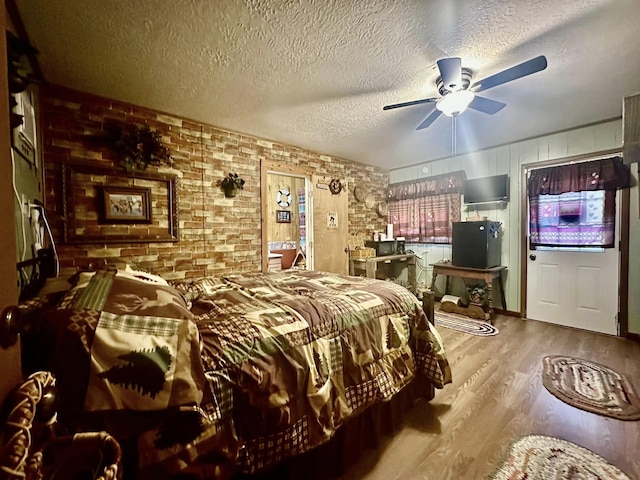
336 314 640 480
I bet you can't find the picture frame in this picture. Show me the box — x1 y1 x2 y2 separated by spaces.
327 211 338 229
101 186 151 223
62 164 179 243
276 210 291 223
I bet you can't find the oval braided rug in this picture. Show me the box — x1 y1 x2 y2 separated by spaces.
434 310 499 336
542 355 640 420
491 435 631 480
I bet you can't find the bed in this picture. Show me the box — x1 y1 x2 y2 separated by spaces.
1 265 451 479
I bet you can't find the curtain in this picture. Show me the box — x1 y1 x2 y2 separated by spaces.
527 155 630 196
388 170 466 200
528 156 627 249
388 171 465 243
529 190 616 248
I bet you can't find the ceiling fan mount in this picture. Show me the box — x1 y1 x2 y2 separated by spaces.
436 67 473 96
383 55 548 130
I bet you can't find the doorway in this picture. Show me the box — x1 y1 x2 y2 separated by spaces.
521 151 629 336
261 160 313 272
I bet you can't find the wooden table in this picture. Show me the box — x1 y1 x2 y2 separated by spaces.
429 263 507 316
350 253 417 293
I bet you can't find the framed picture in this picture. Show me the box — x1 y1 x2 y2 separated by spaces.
276 210 291 223
101 186 151 223
327 211 338 229
62 164 179 243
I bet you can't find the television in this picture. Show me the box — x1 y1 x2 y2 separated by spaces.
463 174 509 204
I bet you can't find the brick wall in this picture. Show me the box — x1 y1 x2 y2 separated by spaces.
40 84 389 279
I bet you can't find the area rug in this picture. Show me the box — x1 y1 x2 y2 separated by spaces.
434 310 499 336
542 355 640 420
491 435 631 480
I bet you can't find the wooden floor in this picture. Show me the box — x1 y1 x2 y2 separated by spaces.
336 313 640 480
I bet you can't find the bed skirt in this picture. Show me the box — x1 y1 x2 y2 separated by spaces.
232 380 435 480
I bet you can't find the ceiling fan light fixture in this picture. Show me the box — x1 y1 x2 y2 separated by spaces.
436 90 475 117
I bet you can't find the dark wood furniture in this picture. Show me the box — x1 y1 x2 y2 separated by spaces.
429 263 507 317
422 289 435 324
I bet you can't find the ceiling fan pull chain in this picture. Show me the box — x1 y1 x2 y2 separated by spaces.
452 116 457 157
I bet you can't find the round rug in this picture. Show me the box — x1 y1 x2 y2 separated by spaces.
542 355 640 420
491 435 631 480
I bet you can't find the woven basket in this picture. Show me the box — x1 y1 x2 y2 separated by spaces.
351 248 375 259
348 235 376 258
1 372 122 480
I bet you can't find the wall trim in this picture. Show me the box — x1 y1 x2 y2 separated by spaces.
390 117 622 172
626 332 640 343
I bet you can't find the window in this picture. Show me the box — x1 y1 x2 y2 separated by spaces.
528 190 615 248
527 155 629 249
388 171 465 244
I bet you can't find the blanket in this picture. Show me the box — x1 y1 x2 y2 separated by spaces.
43 269 451 477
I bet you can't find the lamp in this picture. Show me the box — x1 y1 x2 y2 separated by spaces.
436 90 474 117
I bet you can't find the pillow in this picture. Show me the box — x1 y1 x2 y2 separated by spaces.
46 269 202 418
36 275 74 301
68 270 193 319
118 264 169 286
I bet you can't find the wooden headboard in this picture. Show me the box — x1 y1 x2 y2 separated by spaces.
16 254 53 302
1 255 107 351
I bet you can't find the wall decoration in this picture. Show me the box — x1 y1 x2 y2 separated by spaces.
277 188 291 208
106 123 173 172
101 186 151 223
364 195 376 209
375 201 388 217
327 212 338 229
353 185 366 203
329 178 343 195
218 172 245 198
276 210 291 223
62 164 178 243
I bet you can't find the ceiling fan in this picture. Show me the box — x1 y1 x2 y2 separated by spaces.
383 55 548 130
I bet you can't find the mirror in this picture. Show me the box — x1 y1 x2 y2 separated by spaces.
260 160 313 272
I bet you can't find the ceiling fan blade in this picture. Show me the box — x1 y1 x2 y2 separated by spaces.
416 109 442 130
468 95 507 115
383 98 437 110
437 57 462 92
470 55 547 92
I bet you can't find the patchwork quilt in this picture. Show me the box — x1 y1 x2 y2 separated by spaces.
42 269 451 477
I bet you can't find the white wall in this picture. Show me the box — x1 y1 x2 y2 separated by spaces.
390 119 639 334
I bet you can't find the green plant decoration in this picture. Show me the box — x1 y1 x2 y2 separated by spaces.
218 172 245 197
109 124 173 172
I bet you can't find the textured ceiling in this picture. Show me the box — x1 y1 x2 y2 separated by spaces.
16 0 640 170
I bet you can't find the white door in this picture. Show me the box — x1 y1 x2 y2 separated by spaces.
526 192 620 335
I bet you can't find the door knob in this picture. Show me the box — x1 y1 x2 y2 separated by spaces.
529 254 536 261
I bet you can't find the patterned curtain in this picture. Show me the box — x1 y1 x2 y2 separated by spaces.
527 156 630 196
528 156 627 249
529 190 616 248
388 171 465 244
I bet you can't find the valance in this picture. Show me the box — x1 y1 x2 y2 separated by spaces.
388 170 466 200
527 156 630 198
